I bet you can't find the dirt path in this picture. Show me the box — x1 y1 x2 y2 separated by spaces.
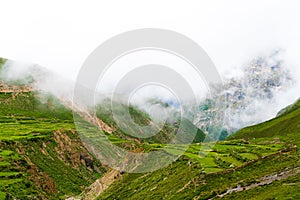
81 169 121 200
63 100 122 200
65 169 121 200
213 166 300 199
62 99 115 134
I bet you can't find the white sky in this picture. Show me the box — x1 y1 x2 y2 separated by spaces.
0 0 299 82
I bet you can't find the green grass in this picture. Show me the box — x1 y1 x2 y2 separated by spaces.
97 138 294 199
229 98 300 143
1 65 299 200
222 172 300 200
219 154 242 167
0 129 105 199
0 90 106 199
0 179 23 186
144 141 286 173
0 93 73 121
98 147 299 200
95 99 207 144
0 191 6 200
98 98 300 199
239 153 258 160
277 98 300 117
0 120 74 141
0 92 74 142
0 58 5 70
21 134 104 196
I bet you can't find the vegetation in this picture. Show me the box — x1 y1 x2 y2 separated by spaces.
229 98 300 144
222 172 300 200
0 90 105 199
96 99 207 144
98 98 300 199
0 58 5 70
0 58 299 199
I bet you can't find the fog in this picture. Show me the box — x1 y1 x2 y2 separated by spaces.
0 1 300 132
0 49 298 134
0 60 74 104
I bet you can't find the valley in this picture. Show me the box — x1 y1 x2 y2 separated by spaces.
0 57 299 199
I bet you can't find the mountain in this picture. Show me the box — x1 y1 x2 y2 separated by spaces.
229 97 300 141
0 59 107 199
0 58 207 199
1 57 299 199
193 53 294 139
95 97 207 145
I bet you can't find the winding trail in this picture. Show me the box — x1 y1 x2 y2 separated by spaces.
63 100 122 200
66 169 121 200
213 167 300 199
80 169 121 200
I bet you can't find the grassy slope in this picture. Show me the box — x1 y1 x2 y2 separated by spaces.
0 57 206 198
222 173 300 200
0 58 4 69
96 99 207 144
277 98 300 117
1 58 299 199
0 91 105 199
98 100 300 200
229 98 300 142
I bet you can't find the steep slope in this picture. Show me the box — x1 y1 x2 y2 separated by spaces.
1 57 299 199
229 98 300 142
277 98 300 117
0 82 106 198
0 59 208 199
193 53 293 138
96 98 207 144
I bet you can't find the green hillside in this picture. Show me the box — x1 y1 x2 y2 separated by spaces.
0 60 207 199
0 90 105 199
229 98 300 144
0 58 4 69
1 58 299 199
96 99 207 144
277 98 300 117
98 99 300 200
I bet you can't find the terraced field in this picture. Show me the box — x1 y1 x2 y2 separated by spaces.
0 57 299 199
0 91 105 199
147 139 286 174
0 116 74 141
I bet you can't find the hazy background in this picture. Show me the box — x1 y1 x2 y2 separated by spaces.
0 0 300 131
0 1 299 78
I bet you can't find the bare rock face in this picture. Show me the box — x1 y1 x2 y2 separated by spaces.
52 129 98 170
194 53 293 139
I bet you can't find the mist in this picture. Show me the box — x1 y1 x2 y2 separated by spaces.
0 60 74 105
1 45 300 132
1 1 299 132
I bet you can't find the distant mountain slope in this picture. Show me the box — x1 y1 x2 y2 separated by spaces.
0 58 5 68
96 98 207 144
229 98 300 141
277 98 300 117
193 53 294 139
